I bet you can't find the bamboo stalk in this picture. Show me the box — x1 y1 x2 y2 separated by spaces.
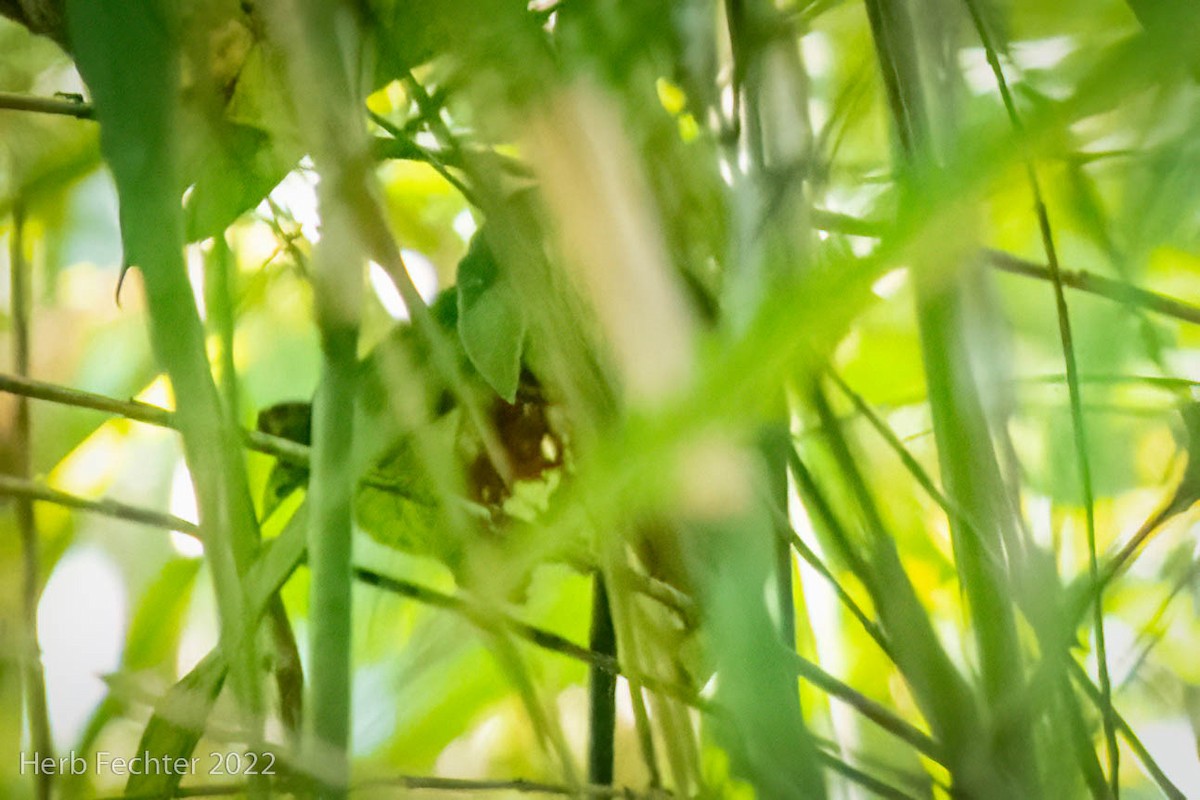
863 2 1037 794
9 201 54 800
960 4 1117 788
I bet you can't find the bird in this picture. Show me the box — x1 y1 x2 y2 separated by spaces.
255 234 567 581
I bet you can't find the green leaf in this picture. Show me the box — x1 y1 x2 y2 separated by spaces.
457 232 527 403
183 120 299 242
124 560 203 672
354 413 463 570
181 40 305 241
64 0 180 265
124 653 226 800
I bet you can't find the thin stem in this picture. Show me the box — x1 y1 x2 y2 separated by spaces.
587 574 617 785
781 450 894 656
602 558 664 788
987 249 1200 326
815 750 923 800
809 206 1200 328
959 2 1118 789
0 474 200 535
1068 660 1186 800
864 1 1039 794
0 371 310 465
204 236 242 422
306 319 359 796
791 653 943 763
367 110 479 205
825 371 1009 577
9 201 54 800
0 91 94 119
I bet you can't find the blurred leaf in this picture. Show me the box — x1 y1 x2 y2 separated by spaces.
354 413 461 571
183 120 299 242
64 0 179 268
122 559 203 670
457 232 526 403
123 653 225 800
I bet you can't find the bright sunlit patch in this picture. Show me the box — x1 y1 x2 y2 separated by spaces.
169 461 204 558
555 685 589 760
871 267 908 299
453 208 478 242
367 80 406 116
615 676 636 727
186 244 207 318
136 374 176 411
1025 491 1054 550
268 168 322 243
1092 617 1144 687
435 711 509 779
352 662 399 756
656 77 687 115
808 98 829 136
39 546 127 749
959 47 998 95
51 426 125 495
368 250 439 320
848 235 875 257
801 32 833 77
1012 36 1075 71
718 157 736 187
1136 719 1200 795
720 84 736 122
58 262 128 312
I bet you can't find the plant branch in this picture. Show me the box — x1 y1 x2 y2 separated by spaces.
1068 659 1186 800
0 90 93 119
792 653 943 764
988 249 1200 326
0 474 200 535
809 205 1200 328
0 371 310 465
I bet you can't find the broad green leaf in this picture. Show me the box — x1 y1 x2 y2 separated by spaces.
182 40 305 241
354 413 462 571
64 0 180 265
183 120 299 242
457 232 527 403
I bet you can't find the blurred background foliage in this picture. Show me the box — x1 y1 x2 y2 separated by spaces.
1 0 1200 798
